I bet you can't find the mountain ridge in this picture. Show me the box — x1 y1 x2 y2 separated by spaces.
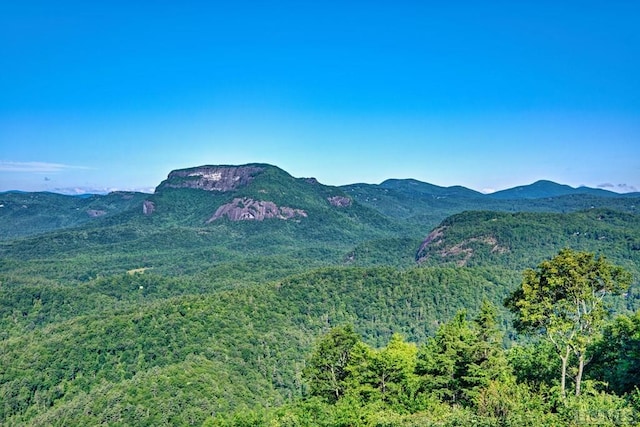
3 163 639 241
3 164 638 198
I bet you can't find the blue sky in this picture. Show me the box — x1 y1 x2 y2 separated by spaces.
1 1 638 194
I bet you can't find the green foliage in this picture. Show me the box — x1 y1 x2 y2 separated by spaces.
299 305 515 412
303 325 361 402
25 355 269 427
416 311 479 404
344 180 640 232
416 304 512 406
217 312 604 426
506 248 632 397
557 389 638 426
0 265 517 425
0 285 318 424
588 311 640 395
508 340 560 389
0 191 148 240
417 209 640 277
345 237 425 268
1 170 640 424
275 266 517 345
345 333 418 409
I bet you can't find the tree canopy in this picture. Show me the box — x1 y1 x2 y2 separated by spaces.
505 248 632 396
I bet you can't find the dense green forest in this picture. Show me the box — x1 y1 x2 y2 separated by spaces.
1 165 639 425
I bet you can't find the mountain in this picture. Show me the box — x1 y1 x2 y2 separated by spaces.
487 180 579 199
1 163 640 425
149 163 369 225
342 178 640 232
4 167 638 240
379 178 484 198
486 179 626 199
0 164 410 281
340 181 483 229
3 164 639 275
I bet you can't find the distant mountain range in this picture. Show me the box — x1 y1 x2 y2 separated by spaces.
3 169 638 199
1 164 639 242
348 177 638 200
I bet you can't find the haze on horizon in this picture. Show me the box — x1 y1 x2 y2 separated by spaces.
1 1 638 195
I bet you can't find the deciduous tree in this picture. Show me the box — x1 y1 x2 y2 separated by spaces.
505 248 631 397
303 325 361 402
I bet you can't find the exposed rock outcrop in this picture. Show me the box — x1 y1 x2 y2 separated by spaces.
327 196 352 207
207 198 307 222
142 200 155 215
416 226 509 266
416 227 446 256
156 165 264 192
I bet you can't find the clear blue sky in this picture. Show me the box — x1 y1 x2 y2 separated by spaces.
1 1 638 194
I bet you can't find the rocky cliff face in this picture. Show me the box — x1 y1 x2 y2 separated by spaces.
207 198 307 222
416 226 509 266
156 165 264 192
142 200 155 215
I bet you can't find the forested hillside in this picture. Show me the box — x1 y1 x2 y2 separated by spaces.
0 191 148 240
1 164 639 425
416 209 640 271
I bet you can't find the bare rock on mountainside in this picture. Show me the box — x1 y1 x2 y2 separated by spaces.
207 197 307 222
142 200 155 215
416 227 446 255
156 165 264 192
416 226 509 266
327 196 352 207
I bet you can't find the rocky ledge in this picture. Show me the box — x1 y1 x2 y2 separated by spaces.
207 198 307 222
